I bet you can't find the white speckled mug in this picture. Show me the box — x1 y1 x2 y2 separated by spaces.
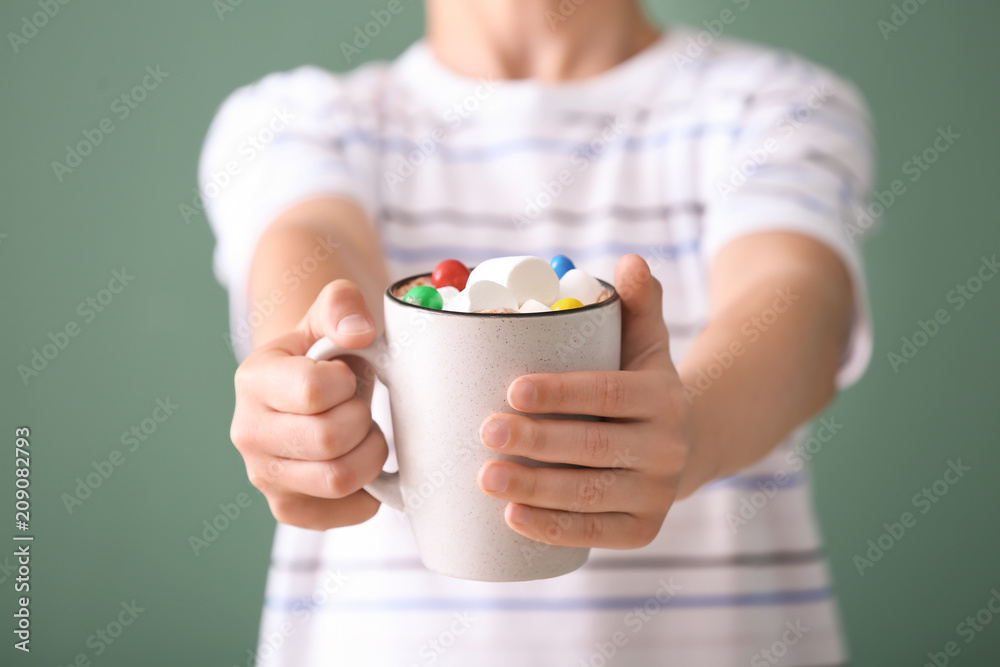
305 274 621 582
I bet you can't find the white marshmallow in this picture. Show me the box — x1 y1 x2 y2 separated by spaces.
559 269 604 305
466 256 560 306
437 286 460 308
444 280 518 313
518 299 551 313
443 293 470 312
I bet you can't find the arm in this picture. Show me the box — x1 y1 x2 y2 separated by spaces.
676 231 852 497
474 233 854 548
247 197 389 347
229 197 394 530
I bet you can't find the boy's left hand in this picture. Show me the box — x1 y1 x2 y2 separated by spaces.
477 254 692 549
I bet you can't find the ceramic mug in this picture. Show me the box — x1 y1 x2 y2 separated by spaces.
305 274 621 582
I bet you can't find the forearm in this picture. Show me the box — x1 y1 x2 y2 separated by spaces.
675 264 851 499
246 198 389 349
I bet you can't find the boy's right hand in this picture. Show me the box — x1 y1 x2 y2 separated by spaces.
230 280 388 530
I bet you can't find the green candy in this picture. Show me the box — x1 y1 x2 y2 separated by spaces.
403 285 443 310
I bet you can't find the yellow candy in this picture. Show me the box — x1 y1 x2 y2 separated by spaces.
551 298 584 311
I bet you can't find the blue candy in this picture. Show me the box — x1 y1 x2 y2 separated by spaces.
550 254 575 279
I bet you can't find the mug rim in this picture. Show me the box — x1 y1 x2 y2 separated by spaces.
385 272 620 317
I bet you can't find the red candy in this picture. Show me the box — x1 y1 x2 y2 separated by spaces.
431 259 470 290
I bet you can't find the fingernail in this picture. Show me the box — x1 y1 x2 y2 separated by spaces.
509 380 536 409
336 314 372 335
508 504 531 525
480 419 509 448
481 466 509 492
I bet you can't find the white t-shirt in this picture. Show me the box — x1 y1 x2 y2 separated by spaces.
201 27 873 667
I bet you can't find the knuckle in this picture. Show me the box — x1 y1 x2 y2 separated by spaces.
229 418 248 450
582 423 611 463
598 374 627 412
233 361 255 395
324 279 362 310
516 417 541 457
246 465 272 494
518 467 538 501
322 462 356 498
317 280 341 305
346 397 373 426
321 400 370 457
314 425 342 459
576 474 607 508
231 412 264 455
581 514 605 543
297 366 328 413
329 277 360 295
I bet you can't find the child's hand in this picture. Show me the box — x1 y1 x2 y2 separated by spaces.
476 255 690 549
230 280 388 530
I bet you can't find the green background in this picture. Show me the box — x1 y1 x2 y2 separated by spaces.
1 1 997 665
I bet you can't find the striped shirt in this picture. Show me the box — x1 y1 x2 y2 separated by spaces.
201 27 873 667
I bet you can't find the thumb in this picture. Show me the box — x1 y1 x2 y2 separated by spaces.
293 279 377 354
613 254 670 368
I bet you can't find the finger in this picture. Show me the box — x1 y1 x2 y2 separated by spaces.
503 503 660 550
265 398 373 461
299 279 377 350
248 280 377 364
613 254 671 368
237 352 359 415
479 414 641 469
507 370 659 418
478 461 649 513
248 422 388 499
264 490 381 531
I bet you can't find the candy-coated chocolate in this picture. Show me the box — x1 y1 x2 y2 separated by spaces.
404 285 444 310
432 259 470 290
551 298 584 311
550 254 575 279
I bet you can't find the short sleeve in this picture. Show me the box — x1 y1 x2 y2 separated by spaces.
198 66 377 359
701 56 876 387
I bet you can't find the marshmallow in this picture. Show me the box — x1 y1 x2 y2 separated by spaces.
444 280 518 313
558 269 604 305
466 256 560 306
518 299 551 313
437 286 460 308
443 292 471 313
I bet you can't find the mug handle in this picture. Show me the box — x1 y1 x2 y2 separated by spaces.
305 336 405 512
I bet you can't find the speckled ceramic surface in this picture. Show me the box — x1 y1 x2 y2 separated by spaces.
306 277 621 582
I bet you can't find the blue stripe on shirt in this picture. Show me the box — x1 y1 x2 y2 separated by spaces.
380 237 700 264
329 125 741 160
264 586 832 613
270 114 864 162
707 472 804 491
